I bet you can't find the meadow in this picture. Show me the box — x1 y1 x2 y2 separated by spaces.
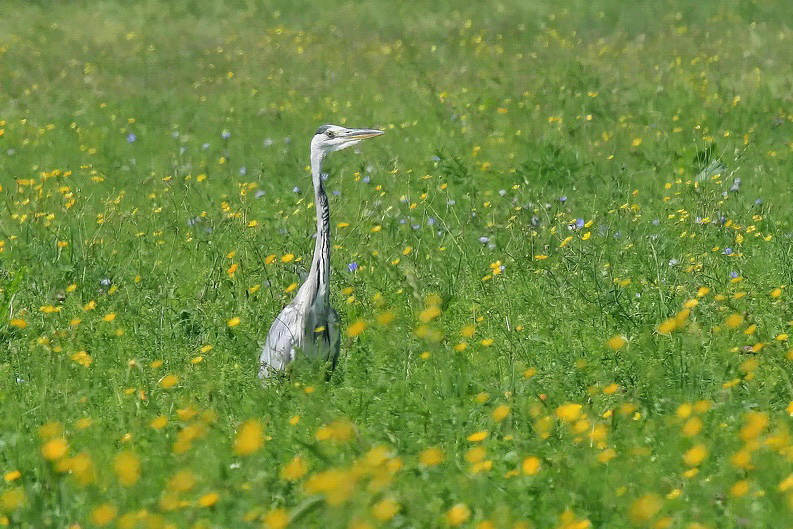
1 0 792 527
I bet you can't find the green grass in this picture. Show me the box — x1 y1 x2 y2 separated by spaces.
1 0 792 527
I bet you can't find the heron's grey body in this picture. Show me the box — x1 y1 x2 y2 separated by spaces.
258 125 383 379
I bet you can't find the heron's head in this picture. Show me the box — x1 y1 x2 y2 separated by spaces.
311 124 384 154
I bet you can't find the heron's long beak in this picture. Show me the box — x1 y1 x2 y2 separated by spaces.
343 128 385 141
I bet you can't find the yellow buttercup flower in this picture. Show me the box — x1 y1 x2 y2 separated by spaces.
683 444 708 466
3 471 21 483
42 438 68 461
419 305 441 323
739 411 768 441
376 311 395 325
346 320 367 337
263 508 289 529
607 335 627 350
315 420 355 442
280 456 308 481
114 452 141 486
158 375 179 389
304 468 357 505
234 419 264 456
724 314 743 329
628 494 663 525
730 480 749 497
90 504 117 526
419 447 444 466
598 448 617 463
467 430 488 442
166 469 196 492
555 403 583 422
69 452 96 485
371 498 400 521
492 404 510 421
681 417 702 437
656 319 676 334
522 456 541 475
445 504 470 526
0 488 25 512
198 492 219 507
465 446 486 464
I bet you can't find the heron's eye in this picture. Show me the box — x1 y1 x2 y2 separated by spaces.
326 131 335 138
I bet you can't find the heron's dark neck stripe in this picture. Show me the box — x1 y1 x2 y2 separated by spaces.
309 151 331 301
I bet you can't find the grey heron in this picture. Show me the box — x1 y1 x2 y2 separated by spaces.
258 124 384 379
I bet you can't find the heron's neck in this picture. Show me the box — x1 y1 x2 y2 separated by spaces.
308 148 331 300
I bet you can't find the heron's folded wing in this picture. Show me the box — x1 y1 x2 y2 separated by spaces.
259 304 302 377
